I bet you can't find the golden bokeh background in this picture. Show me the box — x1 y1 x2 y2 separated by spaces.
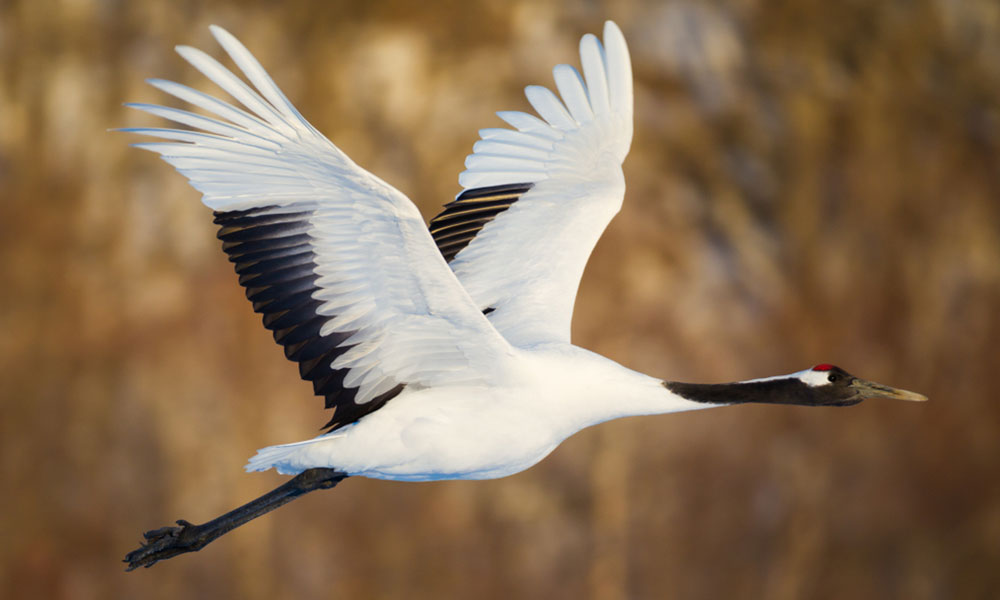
3 0 999 598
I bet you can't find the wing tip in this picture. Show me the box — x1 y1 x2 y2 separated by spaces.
603 20 624 40
458 21 634 189
208 24 244 56
602 20 633 115
173 44 202 63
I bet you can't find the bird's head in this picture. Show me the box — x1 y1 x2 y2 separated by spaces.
796 364 928 406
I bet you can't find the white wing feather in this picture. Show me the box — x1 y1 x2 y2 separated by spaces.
126 26 515 419
445 21 633 346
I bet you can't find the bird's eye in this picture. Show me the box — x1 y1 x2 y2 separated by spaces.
828 373 839 383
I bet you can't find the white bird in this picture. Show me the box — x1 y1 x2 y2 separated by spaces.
122 21 926 569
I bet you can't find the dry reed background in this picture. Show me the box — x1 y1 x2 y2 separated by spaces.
2 0 999 598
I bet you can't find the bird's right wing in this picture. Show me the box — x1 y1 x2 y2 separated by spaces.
125 26 516 432
429 21 633 347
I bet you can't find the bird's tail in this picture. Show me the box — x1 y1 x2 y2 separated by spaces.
245 437 335 475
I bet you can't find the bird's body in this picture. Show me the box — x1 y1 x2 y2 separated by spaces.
248 345 687 481
122 21 925 569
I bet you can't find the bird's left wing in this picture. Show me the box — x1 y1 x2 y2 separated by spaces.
429 21 633 347
124 26 515 431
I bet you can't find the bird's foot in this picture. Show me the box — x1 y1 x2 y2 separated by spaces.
124 519 208 570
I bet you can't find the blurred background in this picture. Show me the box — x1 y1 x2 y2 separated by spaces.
2 0 999 598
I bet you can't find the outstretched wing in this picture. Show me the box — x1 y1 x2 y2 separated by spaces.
125 26 515 431
429 21 633 347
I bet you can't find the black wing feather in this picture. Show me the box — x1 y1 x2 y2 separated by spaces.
429 182 534 262
214 206 404 432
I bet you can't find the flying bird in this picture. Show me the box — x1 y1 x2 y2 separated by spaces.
122 21 926 570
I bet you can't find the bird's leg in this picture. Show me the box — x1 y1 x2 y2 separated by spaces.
124 467 348 570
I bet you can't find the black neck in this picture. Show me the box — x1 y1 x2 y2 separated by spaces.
663 379 861 407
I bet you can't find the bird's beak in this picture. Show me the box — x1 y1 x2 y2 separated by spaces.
849 378 928 402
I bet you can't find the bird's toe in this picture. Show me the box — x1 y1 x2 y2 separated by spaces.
124 520 205 570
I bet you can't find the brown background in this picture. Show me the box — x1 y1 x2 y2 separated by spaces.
2 0 999 598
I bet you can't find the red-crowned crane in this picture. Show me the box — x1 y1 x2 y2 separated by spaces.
122 21 926 569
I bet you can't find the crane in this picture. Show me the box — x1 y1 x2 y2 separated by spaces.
122 21 926 570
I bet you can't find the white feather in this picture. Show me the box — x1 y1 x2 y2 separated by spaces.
208 25 304 124
146 78 277 134
579 33 611 115
525 85 577 130
477 128 555 151
496 111 561 137
553 64 594 123
470 137 542 156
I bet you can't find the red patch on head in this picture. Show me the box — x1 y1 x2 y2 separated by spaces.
812 364 835 372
